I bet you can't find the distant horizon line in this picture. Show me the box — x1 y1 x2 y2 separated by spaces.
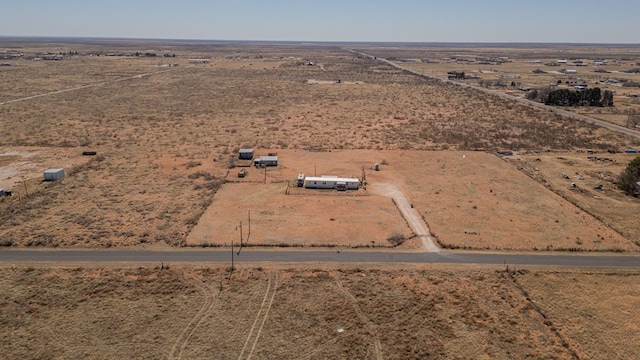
1 35 639 47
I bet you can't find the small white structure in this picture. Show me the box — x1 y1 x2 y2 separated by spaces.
564 69 577 75
296 173 305 187
44 168 64 181
304 175 359 190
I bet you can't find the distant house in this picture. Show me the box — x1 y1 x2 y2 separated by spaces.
564 69 577 75
189 58 210 64
238 148 254 160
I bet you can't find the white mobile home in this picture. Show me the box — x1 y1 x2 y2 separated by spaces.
304 176 359 190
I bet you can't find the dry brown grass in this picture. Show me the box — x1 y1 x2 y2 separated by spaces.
0 40 638 248
515 268 640 360
357 44 640 131
2 264 639 359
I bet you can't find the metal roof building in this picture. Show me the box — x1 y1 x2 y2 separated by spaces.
254 156 278 166
239 148 254 160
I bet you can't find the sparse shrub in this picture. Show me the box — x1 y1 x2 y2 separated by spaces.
184 160 202 169
0 239 13 247
387 232 406 246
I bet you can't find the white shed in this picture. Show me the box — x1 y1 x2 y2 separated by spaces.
44 168 64 181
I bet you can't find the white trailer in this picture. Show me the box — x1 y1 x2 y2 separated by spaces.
304 176 359 190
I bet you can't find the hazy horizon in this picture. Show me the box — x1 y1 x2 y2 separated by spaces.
2 0 640 44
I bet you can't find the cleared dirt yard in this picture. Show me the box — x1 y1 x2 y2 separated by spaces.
188 150 634 251
188 182 413 248
2 264 639 359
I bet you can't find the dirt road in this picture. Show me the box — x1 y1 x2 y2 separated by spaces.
371 183 440 252
0 68 179 106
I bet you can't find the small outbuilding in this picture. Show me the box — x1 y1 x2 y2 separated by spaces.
44 168 64 181
304 175 359 190
239 148 254 160
254 156 278 167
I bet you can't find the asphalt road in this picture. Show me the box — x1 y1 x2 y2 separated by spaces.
1 249 639 267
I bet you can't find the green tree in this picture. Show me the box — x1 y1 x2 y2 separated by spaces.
618 156 640 196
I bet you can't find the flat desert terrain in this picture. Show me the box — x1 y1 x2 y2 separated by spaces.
1 39 640 359
1 264 639 360
1 40 638 251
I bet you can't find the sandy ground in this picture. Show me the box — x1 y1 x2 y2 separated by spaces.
188 150 633 251
0 147 91 190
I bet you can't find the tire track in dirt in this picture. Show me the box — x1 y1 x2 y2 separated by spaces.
168 275 219 360
237 272 278 360
299 335 343 360
221 284 264 345
335 278 384 360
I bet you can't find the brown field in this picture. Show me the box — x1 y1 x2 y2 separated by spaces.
3 40 640 360
354 44 640 128
2 264 639 359
0 41 639 250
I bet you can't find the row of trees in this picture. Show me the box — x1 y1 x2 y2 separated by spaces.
544 88 614 107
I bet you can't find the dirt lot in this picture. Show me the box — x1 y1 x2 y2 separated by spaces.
187 150 636 251
2 264 638 359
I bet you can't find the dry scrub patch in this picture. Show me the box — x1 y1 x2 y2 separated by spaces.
0 41 637 248
516 269 640 360
514 151 640 246
353 43 640 126
1 265 577 359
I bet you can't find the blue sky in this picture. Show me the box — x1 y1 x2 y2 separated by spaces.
1 0 639 43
